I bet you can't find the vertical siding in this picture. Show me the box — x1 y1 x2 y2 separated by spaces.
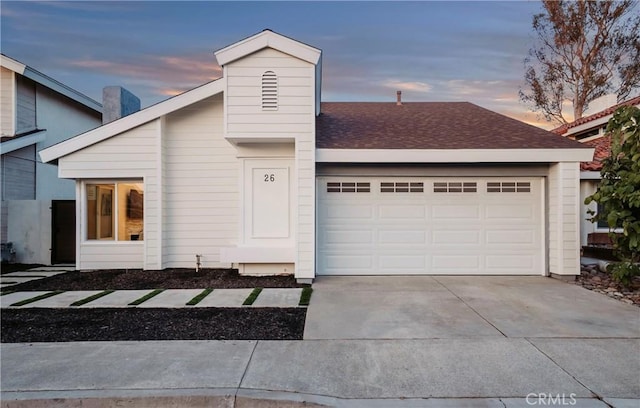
59 120 159 270
1 145 36 200
163 94 238 268
0 67 15 136
15 75 36 133
548 162 581 276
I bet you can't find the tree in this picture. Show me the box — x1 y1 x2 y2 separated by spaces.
520 0 640 125
585 105 640 286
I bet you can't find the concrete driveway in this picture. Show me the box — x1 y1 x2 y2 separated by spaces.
304 276 640 339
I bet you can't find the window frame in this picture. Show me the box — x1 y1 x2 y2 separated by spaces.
83 180 145 243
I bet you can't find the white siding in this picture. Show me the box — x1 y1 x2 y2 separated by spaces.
162 94 238 268
0 67 15 137
548 162 581 276
59 120 159 270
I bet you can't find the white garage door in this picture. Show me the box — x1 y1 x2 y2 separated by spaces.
317 177 544 275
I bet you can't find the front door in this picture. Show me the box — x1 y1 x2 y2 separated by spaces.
51 200 75 264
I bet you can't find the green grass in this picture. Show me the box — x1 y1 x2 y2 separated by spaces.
10 291 64 307
186 288 213 306
242 287 263 305
128 289 165 306
298 287 313 306
70 290 115 306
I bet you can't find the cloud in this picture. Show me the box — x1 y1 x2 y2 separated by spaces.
383 80 432 93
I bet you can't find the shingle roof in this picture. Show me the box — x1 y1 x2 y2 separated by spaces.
316 102 587 150
581 135 611 171
552 96 640 136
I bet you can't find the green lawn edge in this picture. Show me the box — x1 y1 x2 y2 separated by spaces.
128 289 165 306
10 291 65 307
299 287 313 306
186 288 213 306
242 287 263 305
70 290 115 306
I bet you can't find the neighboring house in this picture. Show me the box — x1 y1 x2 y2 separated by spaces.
552 95 640 249
40 30 593 282
1 54 102 264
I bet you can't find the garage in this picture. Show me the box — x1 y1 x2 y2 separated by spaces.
317 177 544 276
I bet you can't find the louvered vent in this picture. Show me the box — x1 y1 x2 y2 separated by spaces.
262 71 278 111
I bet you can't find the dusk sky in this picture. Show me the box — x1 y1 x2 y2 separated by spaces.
2 1 558 128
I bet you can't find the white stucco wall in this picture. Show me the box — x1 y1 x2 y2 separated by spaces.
7 200 51 264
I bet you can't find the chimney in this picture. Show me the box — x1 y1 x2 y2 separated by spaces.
396 90 402 106
102 86 141 124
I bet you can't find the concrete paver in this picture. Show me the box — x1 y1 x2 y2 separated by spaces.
195 288 253 307
0 291 53 308
134 289 204 308
241 339 591 399
2 271 67 277
529 338 640 398
27 266 75 272
252 288 302 307
77 290 155 308
0 276 47 285
19 290 103 308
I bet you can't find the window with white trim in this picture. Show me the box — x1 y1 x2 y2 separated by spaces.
433 182 477 193
487 181 530 193
86 181 144 241
261 71 278 111
380 182 424 193
327 182 370 193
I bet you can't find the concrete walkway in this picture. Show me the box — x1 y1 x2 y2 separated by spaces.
1 288 305 308
0 265 73 289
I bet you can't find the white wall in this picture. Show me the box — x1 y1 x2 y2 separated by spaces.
548 162 581 276
0 67 15 137
59 120 158 270
162 94 238 269
7 200 51 264
35 84 101 200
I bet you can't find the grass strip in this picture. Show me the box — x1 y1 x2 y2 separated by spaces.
299 287 313 306
242 287 263 305
128 289 165 306
70 290 115 306
1 290 17 296
186 288 213 306
10 291 64 307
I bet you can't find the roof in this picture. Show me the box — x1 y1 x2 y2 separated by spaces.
581 135 611 171
317 102 588 150
1 54 102 113
552 95 640 136
1 129 47 155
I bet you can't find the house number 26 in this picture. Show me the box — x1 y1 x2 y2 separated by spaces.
264 174 275 182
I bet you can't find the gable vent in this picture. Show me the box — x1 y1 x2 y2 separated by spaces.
261 71 278 111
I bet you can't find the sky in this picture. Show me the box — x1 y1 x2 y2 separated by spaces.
1 0 558 128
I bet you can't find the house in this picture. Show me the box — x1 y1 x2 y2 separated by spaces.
552 95 640 249
1 55 102 264
40 30 593 282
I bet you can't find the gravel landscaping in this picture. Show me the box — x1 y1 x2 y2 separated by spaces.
576 263 640 306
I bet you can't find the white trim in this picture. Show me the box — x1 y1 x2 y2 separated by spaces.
156 117 164 269
580 171 601 180
316 148 595 163
0 131 46 154
40 78 225 163
75 181 82 270
215 30 321 66
1 55 26 74
220 246 295 263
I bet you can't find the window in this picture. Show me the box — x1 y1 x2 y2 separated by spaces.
433 182 476 193
596 202 609 229
327 182 370 193
261 71 278 111
86 181 144 241
381 182 424 193
487 181 530 193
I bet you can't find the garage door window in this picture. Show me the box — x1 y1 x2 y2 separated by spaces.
487 181 531 193
433 181 477 193
327 182 370 193
380 182 424 193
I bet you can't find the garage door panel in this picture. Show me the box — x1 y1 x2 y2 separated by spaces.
318 177 543 276
431 205 480 219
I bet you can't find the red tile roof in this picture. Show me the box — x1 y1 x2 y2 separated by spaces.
317 102 588 150
581 135 611 171
552 96 640 136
